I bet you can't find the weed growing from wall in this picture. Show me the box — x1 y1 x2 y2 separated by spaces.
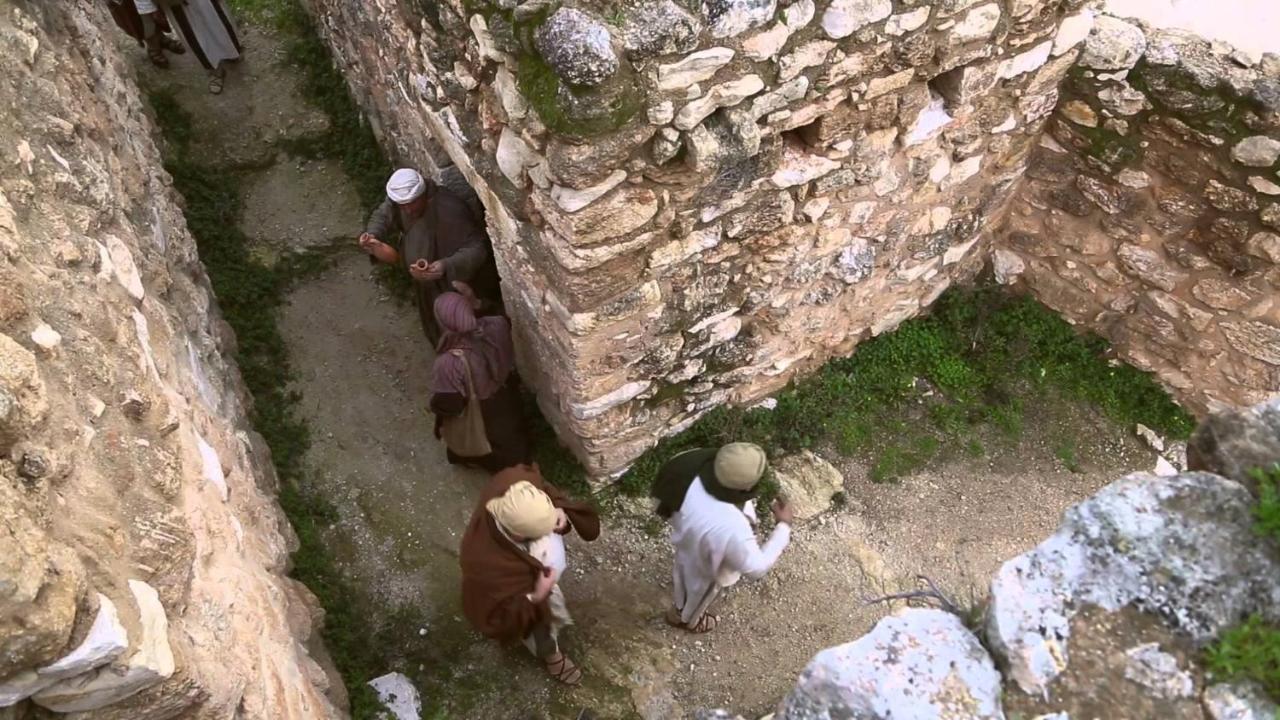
617 286 1195 495
1205 614 1280 702
1251 465 1280 542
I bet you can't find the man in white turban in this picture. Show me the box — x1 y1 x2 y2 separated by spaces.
358 168 500 344
651 442 794 633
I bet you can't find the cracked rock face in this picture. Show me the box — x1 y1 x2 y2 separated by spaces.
535 8 619 87
702 0 777 38
987 471 1280 695
777 608 1004 719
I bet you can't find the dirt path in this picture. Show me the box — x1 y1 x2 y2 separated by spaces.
135 12 1165 719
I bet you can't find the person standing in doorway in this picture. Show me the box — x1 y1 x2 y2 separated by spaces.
151 0 242 94
429 290 530 473
651 443 793 633
459 465 600 685
359 168 500 344
107 0 187 68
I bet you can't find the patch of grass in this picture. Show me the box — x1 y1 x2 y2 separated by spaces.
618 286 1194 493
1054 440 1082 474
1205 615 1280 702
227 0 390 212
1251 464 1280 543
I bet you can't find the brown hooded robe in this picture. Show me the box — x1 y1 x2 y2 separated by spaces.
459 465 600 643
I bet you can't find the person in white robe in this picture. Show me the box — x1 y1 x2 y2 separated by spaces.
652 443 794 633
156 0 241 93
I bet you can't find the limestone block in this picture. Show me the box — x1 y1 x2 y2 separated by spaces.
1205 180 1259 213
568 381 651 420
742 23 791 61
34 580 176 713
934 62 998 107
772 450 843 520
1246 231 1280 264
884 7 929 36
783 0 815 30
1117 243 1186 293
657 48 735 91
1053 8 1094 56
0 332 48 451
1080 16 1146 71
104 235 145 302
622 0 701 59
902 92 953 146
1000 40 1053 79
674 75 765 130
949 3 1000 43
993 248 1025 284
778 40 836 82
703 0 776 38
539 185 660 244
777 609 1003 719
821 0 891 40
1231 136 1280 167
496 127 538 188
1220 321 1280 366
987 472 1280 694
770 144 840 188
38 594 128 681
196 432 229 502
535 8 618 87
865 68 914 99
550 170 627 212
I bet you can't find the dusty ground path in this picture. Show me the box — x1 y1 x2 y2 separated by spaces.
132 10 1164 719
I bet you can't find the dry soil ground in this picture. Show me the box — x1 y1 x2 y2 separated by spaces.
133 14 1165 720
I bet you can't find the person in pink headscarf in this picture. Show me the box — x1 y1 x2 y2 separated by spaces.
429 287 531 472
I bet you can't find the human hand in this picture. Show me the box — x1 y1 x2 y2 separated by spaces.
532 567 557 602
358 232 379 252
424 260 445 281
554 508 569 534
771 499 794 525
452 280 482 309
408 259 432 281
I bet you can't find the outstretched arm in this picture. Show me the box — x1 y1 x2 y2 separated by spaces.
727 522 792 580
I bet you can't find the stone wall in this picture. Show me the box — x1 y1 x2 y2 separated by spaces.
996 18 1280 413
0 2 341 717
307 0 1104 476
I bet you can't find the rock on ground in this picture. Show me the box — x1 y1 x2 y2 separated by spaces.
1187 396 1280 492
1204 682 1280 720
368 672 421 720
986 472 1280 695
776 608 1003 719
772 451 843 520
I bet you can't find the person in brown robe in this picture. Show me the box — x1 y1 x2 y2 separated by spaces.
107 0 186 67
359 168 501 345
459 464 600 685
429 291 531 473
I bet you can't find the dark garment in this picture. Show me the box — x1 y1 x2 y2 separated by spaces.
108 0 171 45
651 447 758 519
459 465 600 644
529 621 558 659
365 187 501 344
166 0 241 70
431 375 531 473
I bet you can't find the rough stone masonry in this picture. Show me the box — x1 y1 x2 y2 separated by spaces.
0 3 341 717
304 0 1279 476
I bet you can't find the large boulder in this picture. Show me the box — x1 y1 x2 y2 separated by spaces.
776 609 1003 719
1187 396 1280 493
987 472 1280 695
535 8 619 87
772 451 843 520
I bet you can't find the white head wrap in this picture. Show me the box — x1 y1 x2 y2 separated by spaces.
386 168 426 204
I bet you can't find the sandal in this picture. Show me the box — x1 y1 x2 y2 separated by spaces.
208 67 225 95
544 653 582 686
664 607 718 633
146 40 169 68
160 34 186 54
